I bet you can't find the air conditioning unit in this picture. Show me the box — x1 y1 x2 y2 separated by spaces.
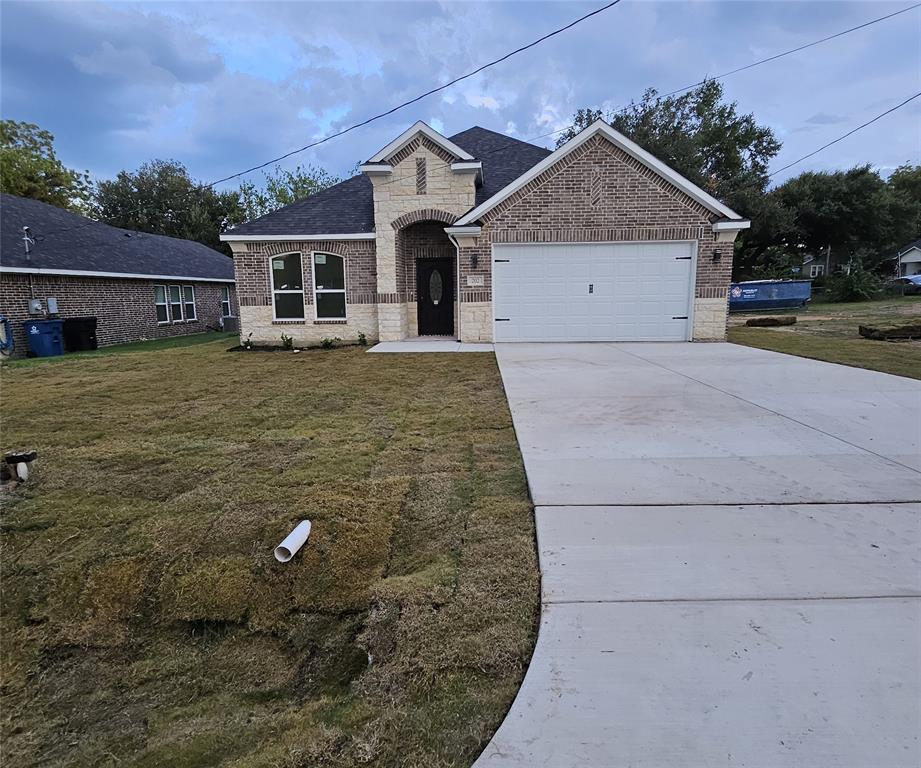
222 316 239 333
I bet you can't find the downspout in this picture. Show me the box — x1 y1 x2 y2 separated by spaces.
448 232 462 343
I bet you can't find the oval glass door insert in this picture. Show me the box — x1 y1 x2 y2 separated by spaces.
429 268 443 305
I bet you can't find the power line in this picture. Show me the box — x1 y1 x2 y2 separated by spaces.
347 2 921 192
203 0 624 188
31 1 624 241
766 91 921 179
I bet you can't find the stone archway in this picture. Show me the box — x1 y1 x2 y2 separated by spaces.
395 216 457 336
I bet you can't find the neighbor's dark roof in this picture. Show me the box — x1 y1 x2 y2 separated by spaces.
899 237 921 254
0 194 234 280
224 126 552 237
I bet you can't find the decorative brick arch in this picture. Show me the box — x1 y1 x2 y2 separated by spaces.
391 208 457 230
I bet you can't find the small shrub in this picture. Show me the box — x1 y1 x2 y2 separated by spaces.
826 263 881 302
357 332 367 347
320 336 341 350
280 333 294 350
243 332 253 350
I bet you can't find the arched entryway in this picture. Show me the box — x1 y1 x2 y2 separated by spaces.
395 218 457 337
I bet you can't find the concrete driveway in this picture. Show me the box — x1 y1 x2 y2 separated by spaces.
476 343 921 767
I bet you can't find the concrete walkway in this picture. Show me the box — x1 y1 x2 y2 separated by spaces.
476 343 921 767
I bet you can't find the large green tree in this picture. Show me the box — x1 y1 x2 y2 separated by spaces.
238 163 340 221
94 159 243 253
736 165 921 279
0 120 92 211
556 80 781 215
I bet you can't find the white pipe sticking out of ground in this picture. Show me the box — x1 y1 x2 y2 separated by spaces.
274 520 312 562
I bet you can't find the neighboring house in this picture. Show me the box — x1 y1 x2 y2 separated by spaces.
801 249 852 279
896 238 921 276
0 194 237 356
221 120 750 345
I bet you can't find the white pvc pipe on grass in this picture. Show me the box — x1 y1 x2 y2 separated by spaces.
274 520 312 562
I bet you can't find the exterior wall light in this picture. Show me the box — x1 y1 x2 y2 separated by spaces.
471 253 479 269
712 248 722 262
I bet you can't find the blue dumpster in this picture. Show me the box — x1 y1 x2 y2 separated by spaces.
24 319 64 357
729 280 812 312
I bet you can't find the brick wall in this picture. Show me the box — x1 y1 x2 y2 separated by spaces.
456 133 734 341
228 239 379 345
0 273 236 357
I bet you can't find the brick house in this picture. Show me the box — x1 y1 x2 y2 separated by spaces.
221 120 749 345
1 194 237 356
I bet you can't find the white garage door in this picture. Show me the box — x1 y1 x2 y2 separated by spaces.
492 242 694 342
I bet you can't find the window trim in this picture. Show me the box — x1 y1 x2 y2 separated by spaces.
181 284 197 321
168 284 184 323
154 285 169 325
220 285 232 317
270 252 306 321
312 251 347 321
810 264 825 278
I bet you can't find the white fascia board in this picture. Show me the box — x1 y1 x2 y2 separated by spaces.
450 161 482 172
712 220 751 232
359 163 392 176
368 120 474 163
0 266 235 283
220 233 375 242
455 120 744 226
444 226 482 235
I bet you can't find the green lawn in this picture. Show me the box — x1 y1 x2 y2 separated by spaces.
728 297 921 379
0 340 537 767
2 331 237 366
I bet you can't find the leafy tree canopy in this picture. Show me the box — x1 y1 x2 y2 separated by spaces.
238 164 341 221
0 120 92 211
94 159 243 253
556 80 781 215
736 165 921 279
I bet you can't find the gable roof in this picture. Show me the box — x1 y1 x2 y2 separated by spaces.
367 120 474 163
222 126 551 239
899 237 921 255
454 120 745 226
0 194 234 281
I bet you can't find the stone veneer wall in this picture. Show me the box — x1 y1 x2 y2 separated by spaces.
0 272 236 356
370 138 476 340
454 133 735 342
229 238 379 346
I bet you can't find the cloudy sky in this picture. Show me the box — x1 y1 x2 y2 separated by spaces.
2 0 918 192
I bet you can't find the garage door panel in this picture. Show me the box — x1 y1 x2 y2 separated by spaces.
493 242 693 342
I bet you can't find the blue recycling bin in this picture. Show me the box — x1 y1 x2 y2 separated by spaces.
24 319 65 357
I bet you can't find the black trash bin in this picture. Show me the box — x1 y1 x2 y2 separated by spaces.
63 317 98 352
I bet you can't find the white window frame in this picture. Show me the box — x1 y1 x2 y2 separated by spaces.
182 285 197 321
270 252 306 321
810 264 825 278
312 251 347 320
168 284 184 322
221 285 232 317
154 285 169 324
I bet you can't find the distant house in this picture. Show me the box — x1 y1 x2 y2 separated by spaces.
897 238 921 276
0 194 236 356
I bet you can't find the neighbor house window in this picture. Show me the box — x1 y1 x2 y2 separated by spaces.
313 252 346 319
182 285 196 321
810 264 825 278
271 253 305 320
168 285 183 321
154 285 169 324
221 285 232 316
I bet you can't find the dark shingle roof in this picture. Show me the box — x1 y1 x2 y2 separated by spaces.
0 194 234 280
449 127 552 206
224 126 552 237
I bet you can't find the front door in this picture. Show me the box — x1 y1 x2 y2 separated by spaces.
416 258 454 336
